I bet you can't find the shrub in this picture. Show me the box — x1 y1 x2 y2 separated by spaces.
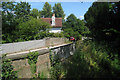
1 59 18 80
27 51 39 74
50 50 64 80
15 17 51 42
64 41 120 78
53 32 64 38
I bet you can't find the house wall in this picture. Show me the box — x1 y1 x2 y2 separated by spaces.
49 28 62 33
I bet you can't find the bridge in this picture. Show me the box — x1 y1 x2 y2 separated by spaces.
1 38 76 78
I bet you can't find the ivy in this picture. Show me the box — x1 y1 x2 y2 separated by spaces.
27 51 39 74
1 58 18 80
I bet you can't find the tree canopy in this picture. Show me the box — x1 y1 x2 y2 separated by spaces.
14 2 31 18
30 8 40 18
63 14 89 40
41 2 52 18
2 2 52 43
53 3 65 18
84 2 120 53
15 17 51 41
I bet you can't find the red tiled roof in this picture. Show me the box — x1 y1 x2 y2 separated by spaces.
41 18 62 28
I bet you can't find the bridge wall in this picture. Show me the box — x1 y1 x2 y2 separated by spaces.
3 43 75 78
2 38 68 54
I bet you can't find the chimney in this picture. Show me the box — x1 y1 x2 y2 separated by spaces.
37 16 39 19
52 13 55 26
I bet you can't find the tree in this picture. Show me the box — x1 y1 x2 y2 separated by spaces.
2 2 16 43
63 14 77 30
2 2 15 34
2 2 32 43
14 2 31 18
84 2 120 53
41 2 52 18
30 8 40 18
63 14 89 40
15 17 51 41
53 3 65 18
84 2 110 41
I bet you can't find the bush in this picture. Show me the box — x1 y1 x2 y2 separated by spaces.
27 51 39 74
15 17 51 42
53 32 64 38
50 51 64 80
64 41 120 78
1 59 18 80
46 32 64 38
63 28 82 40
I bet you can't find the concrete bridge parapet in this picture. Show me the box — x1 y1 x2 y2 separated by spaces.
2 42 75 78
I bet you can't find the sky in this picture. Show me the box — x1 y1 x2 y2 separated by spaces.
29 2 93 20
8 0 94 20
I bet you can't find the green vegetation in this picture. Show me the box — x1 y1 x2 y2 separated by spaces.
63 40 120 78
53 3 65 18
1 55 18 80
47 32 64 38
27 51 39 74
2 1 120 79
84 2 120 54
2 2 67 44
49 50 64 80
30 8 40 18
63 14 90 40
50 2 120 79
41 2 52 18
15 17 51 42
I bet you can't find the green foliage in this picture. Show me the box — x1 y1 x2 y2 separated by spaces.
46 32 64 38
53 3 65 18
2 2 16 43
27 51 39 65
14 2 31 18
50 53 63 80
2 2 66 44
41 2 52 18
63 28 82 40
63 14 89 40
30 64 36 74
50 63 63 79
64 41 120 78
84 2 110 41
15 17 51 42
27 51 39 74
32 72 47 80
38 72 46 79
53 32 64 37
30 8 40 18
84 2 120 53
1 59 18 80
2 2 31 43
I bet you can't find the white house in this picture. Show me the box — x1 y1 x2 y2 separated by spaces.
41 14 62 33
